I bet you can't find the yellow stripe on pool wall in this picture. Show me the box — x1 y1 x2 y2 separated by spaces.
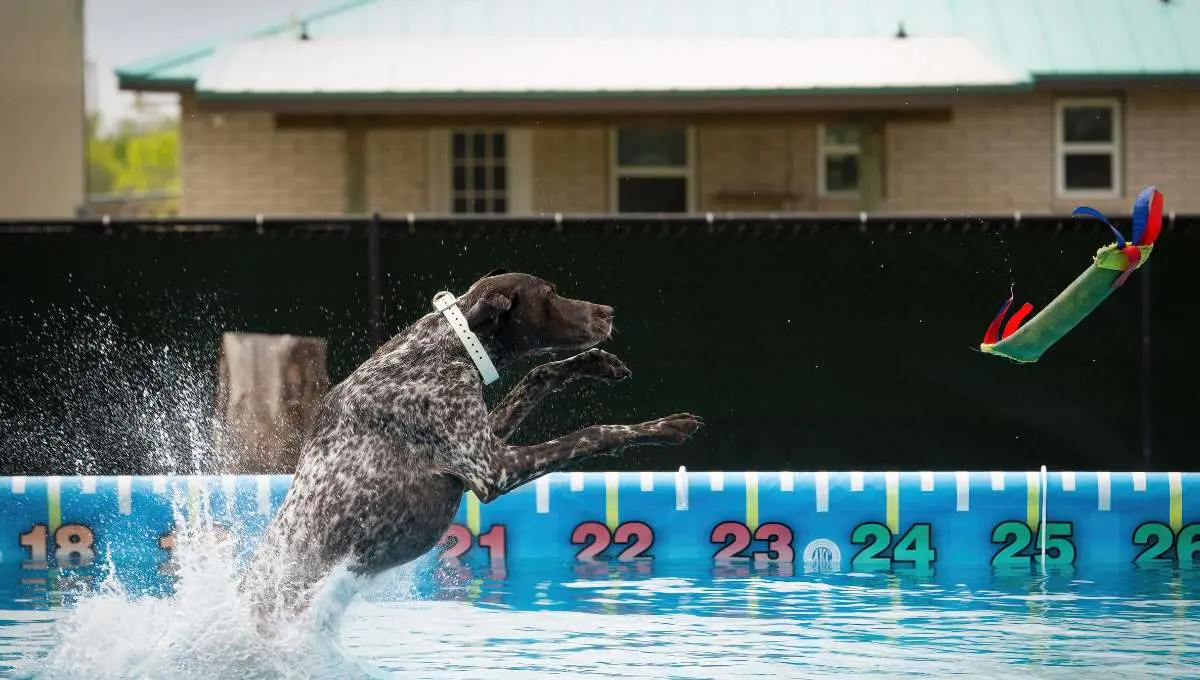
1169 472 1183 533
1026 471 1040 531
605 471 619 531
47 476 62 535
466 491 481 536
186 478 203 530
745 471 759 532
885 472 899 534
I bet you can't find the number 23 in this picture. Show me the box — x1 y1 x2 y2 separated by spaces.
711 521 795 562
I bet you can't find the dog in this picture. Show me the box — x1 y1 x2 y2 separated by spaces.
241 270 702 627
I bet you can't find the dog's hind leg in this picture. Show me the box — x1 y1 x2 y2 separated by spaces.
489 348 631 440
448 412 702 504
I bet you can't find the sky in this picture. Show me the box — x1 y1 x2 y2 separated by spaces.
86 0 331 122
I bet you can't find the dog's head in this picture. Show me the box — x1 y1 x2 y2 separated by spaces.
442 269 614 364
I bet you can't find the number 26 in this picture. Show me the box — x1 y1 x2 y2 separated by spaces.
1133 522 1200 566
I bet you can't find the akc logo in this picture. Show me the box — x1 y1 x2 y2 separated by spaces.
802 538 842 573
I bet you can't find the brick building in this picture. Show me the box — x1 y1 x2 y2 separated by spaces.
116 0 1200 217
0 0 85 218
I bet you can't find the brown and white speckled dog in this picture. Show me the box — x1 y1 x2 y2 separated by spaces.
241 270 702 627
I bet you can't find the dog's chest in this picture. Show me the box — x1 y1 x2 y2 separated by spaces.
350 468 464 572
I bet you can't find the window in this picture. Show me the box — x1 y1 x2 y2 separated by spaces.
610 127 694 213
818 124 860 196
451 130 508 214
1055 99 1121 197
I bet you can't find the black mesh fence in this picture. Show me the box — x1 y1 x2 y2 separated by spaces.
0 213 1196 476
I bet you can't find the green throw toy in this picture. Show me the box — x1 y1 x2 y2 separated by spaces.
980 186 1165 363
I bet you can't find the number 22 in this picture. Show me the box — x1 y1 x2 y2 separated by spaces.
572 521 654 561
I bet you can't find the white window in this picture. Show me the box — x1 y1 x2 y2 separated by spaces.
1055 98 1122 197
451 130 508 214
817 124 860 196
610 127 695 213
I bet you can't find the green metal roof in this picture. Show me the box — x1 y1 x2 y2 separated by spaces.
117 0 1200 91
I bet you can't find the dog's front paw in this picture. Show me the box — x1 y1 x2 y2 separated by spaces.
638 413 704 445
570 348 632 382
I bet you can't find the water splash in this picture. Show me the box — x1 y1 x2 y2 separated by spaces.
0 295 218 476
9 492 406 680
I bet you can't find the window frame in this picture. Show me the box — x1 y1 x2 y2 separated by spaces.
449 128 510 215
816 123 862 198
428 128 531 215
1054 97 1123 199
608 126 697 213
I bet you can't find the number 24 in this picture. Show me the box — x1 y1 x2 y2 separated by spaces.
851 522 937 569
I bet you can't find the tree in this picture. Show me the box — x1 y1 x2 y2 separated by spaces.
86 113 180 196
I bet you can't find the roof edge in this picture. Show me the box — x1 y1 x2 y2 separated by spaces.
113 0 379 83
194 84 1037 101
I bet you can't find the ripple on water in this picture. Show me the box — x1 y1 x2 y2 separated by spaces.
3 535 1200 678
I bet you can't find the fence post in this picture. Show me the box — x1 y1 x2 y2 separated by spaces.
211 332 330 474
1140 260 1153 470
367 211 384 350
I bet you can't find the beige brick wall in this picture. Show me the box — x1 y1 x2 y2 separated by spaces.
179 89 1200 216
696 124 802 211
1124 89 1200 212
887 90 1200 214
365 129 428 213
886 97 1053 214
179 96 345 215
694 123 864 212
531 126 608 213
0 0 85 218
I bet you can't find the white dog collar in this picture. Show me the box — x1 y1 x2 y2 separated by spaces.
433 291 500 385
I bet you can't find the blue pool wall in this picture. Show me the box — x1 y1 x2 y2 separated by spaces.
2 471 1198 588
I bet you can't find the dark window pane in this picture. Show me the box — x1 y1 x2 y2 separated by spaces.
471 133 487 158
452 198 468 213
823 124 860 147
472 166 487 190
1063 107 1114 143
452 133 466 159
824 154 859 193
616 128 688 167
492 133 506 159
1064 153 1114 190
452 165 467 191
492 166 507 191
616 176 688 213
472 198 488 213
492 198 508 214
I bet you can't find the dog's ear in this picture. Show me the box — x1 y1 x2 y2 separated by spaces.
465 291 512 334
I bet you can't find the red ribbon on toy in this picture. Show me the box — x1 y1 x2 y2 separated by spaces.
983 297 1035 345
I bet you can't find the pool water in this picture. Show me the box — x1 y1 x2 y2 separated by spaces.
3 548 1199 679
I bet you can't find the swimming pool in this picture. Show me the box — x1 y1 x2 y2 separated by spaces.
2 470 1199 678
